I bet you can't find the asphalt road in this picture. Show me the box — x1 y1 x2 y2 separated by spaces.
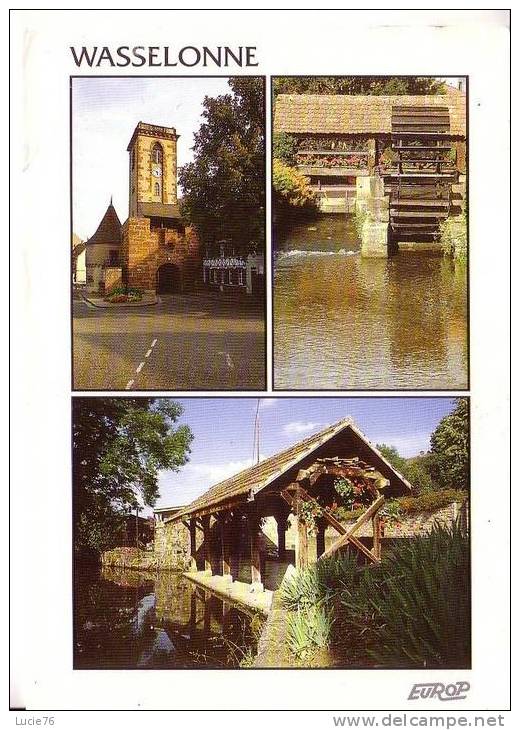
73 295 266 390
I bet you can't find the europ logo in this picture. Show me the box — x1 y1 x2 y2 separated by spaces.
408 682 470 701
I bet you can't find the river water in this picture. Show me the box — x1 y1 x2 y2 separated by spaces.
273 215 468 390
74 567 261 669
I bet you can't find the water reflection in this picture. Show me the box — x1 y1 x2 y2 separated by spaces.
74 567 260 669
274 215 467 390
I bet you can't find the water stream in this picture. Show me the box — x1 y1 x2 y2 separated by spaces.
273 215 467 390
74 567 261 669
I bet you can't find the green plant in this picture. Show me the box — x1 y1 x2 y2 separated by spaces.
272 159 317 209
281 565 326 610
298 498 323 534
380 499 402 523
338 521 470 668
286 605 333 659
333 476 378 511
273 132 298 165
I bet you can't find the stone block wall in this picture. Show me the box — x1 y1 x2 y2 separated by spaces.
122 217 201 291
154 520 191 570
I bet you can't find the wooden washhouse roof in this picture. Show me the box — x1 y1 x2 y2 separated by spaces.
168 419 412 522
87 202 122 246
274 91 466 138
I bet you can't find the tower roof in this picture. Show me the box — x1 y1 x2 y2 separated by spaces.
127 121 179 150
87 203 122 246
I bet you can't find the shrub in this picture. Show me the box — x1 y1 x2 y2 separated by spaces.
338 521 470 668
273 132 298 165
281 565 325 610
272 159 317 210
286 605 334 659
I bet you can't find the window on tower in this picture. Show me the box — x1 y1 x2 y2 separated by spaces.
154 182 161 196
152 142 163 165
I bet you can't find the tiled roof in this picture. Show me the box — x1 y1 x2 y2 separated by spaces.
170 419 412 522
138 202 181 219
87 203 122 246
274 93 466 137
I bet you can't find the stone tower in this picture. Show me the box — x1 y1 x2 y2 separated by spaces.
122 122 200 293
127 122 179 221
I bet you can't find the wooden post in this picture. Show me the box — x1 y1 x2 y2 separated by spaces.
372 510 381 560
189 518 197 570
295 488 309 570
248 510 263 590
316 518 326 559
221 515 232 580
201 515 212 574
276 515 288 560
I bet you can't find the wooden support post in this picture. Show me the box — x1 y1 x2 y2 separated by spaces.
372 511 381 560
295 488 309 570
316 518 326 559
189 518 197 571
201 515 212 574
220 515 232 580
248 510 263 590
276 514 288 560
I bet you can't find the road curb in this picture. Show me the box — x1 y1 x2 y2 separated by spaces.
82 295 158 309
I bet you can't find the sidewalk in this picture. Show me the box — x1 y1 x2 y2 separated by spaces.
82 293 158 308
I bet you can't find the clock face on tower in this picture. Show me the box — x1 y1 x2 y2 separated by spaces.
152 167 162 177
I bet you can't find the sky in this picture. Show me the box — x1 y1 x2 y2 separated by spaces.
72 76 232 240
152 397 456 514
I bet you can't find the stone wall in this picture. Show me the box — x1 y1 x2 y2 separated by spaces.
153 519 192 569
122 217 201 291
262 500 468 561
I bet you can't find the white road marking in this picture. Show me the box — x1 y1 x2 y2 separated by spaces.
125 379 135 390
145 349 152 358
136 361 145 374
151 339 158 347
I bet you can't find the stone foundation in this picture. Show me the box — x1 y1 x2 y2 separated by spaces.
357 176 391 258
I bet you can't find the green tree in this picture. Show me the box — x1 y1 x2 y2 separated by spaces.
273 132 298 166
73 398 192 559
429 398 470 491
376 444 408 473
376 444 436 495
273 76 446 99
178 77 264 252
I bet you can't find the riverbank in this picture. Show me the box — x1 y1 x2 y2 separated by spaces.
101 546 190 571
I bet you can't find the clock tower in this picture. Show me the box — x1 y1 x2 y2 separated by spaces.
127 122 180 224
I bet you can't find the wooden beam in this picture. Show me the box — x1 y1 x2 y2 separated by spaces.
189 518 197 570
295 487 309 570
201 515 212 574
248 512 262 587
372 511 381 560
167 496 247 524
320 496 385 561
221 516 232 578
316 519 326 559
276 515 288 560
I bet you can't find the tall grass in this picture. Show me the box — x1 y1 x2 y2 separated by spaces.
281 523 470 668
338 521 470 668
286 605 334 659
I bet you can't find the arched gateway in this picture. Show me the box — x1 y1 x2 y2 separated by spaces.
156 263 180 294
